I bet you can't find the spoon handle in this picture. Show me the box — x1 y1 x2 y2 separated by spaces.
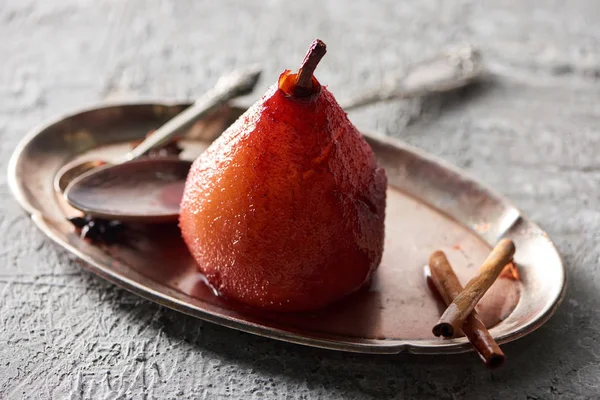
126 66 261 161
341 45 483 111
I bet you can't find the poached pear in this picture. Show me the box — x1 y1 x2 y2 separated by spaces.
180 39 387 312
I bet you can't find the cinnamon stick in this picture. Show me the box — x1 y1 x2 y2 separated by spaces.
428 251 505 368
432 238 516 338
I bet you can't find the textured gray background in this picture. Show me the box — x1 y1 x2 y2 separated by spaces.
1 0 599 399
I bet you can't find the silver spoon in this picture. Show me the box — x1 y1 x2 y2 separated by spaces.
65 157 193 223
64 45 483 224
341 44 482 110
60 66 261 223
55 65 262 194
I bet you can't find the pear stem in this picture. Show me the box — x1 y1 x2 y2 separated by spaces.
295 39 327 94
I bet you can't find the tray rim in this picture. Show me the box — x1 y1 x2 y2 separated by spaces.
7 100 568 355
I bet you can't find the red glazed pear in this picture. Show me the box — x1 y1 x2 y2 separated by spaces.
180 40 387 312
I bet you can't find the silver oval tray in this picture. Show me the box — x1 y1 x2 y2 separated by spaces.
8 102 566 354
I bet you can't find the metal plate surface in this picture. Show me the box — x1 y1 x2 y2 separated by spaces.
8 102 566 354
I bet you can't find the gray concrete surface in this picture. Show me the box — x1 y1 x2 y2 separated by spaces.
1 0 600 398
